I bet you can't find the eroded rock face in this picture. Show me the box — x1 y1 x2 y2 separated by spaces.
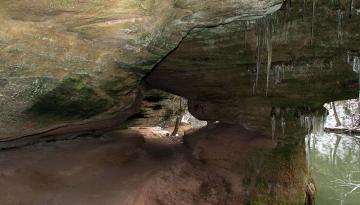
146 0 360 133
0 0 282 142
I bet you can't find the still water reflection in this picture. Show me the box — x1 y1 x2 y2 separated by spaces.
311 133 360 205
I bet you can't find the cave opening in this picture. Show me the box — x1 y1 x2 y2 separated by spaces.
1 0 360 204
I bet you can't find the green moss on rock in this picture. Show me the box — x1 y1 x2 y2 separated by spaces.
28 78 110 118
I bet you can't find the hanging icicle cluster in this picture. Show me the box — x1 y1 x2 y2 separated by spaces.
273 64 285 84
347 51 360 100
300 114 325 172
346 51 360 72
300 114 325 136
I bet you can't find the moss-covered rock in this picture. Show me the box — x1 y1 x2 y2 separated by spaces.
28 78 111 118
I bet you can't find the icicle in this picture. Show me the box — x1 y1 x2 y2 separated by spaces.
348 52 360 101
271 114 276 142
274 64 285 84
265 16 273 96
254 15 273 96
303 0 307 20
352 56 360 72
281 115 286 135
252 78 256 95
310 0 316 47
305 133 311 172
349 0 354 19
319 115 324 135
312 116 316 133
305 116 312 172
311 115 324 135
300 114 305 127
305 116 312 136
255 19 263 91
244 23 248 49
353 56 360 101
336 9 344 47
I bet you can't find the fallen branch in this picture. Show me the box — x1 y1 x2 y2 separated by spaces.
324 127 360 135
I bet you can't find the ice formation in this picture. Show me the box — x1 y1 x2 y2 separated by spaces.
281 114 286 135
336 9 344 47
271 114 276 142
310 0 316 46
353 56 360 73
346 51 360 100
255 18 264 91
301 114 326 171
348 0 354 18
255 15 273 96
265 17 273 96
273 64 285 84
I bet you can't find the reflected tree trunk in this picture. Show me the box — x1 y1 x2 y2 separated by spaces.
332 135 342 166
332 102 341 127
171 98 184 136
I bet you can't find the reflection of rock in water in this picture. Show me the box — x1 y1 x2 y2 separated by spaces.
175 123 308 205
0 123 311 205
311 133 360 204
